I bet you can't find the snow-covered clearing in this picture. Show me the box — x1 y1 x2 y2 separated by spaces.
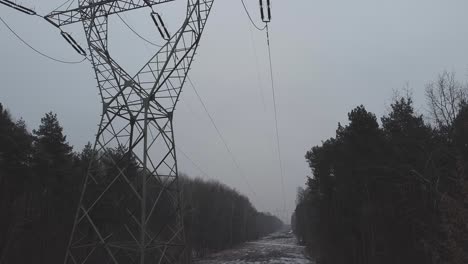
195 230 314 264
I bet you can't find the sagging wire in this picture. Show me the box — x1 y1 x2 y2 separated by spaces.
248 23 266 110
240 0 266 31
0 16 86 64
264 19 286 219
187 76 258 198
0 0 87 59
117 13 163 47
238 0 283 214
43 16 87 57
247 0 285 218
176 145 211 180
52 0 74 13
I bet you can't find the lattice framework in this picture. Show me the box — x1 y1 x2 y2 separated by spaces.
44 1 215 263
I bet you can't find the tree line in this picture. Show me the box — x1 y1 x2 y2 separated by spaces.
292 71 468 264
180 177 283 258
0 104 283 263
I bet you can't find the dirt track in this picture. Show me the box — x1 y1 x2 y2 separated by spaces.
195 229 314 264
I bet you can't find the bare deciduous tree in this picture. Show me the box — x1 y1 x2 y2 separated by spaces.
426 71 468 130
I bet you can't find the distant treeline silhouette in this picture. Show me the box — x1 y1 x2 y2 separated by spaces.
0 105 282 263
180 176 283 258
292 71 468 264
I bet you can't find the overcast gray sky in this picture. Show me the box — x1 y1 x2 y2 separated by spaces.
2 0 468 222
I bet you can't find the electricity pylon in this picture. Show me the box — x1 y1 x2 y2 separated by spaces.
44 0 214 263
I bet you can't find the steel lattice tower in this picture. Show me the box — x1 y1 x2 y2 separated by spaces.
43 1 214 263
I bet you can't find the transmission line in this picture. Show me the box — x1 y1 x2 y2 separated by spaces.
247 19 266 110
186 76 258 197
265 24 286 218
0 16 86 64
240 0 266 31
117 13 163 47
239 0 285 217
176 146 211 180
52 0 75 12
237 0 284 218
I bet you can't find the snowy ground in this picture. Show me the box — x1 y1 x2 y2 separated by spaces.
195 229 314 264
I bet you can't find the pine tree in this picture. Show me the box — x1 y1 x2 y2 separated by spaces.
31 112 75 264
0 103 33 262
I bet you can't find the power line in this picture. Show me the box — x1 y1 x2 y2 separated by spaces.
65 0 76 12
117 13 162 48
176 146 211 180
186 76 258 197
0 16 86 64
121 8 257 197
247 18 266 110
52 0 75 12
238 0 285 218
240 0 266 31
265 24 286 217
119 18 207 182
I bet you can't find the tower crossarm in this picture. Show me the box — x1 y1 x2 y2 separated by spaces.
135 0 214 113
44 0 174 27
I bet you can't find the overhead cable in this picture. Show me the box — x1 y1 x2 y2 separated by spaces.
52 0 74 12
247 21 266 110
176 146 211 180
117 13 162 47
0 16 86 64
240 0 266 31
186 76 258 197
265 24 286 217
